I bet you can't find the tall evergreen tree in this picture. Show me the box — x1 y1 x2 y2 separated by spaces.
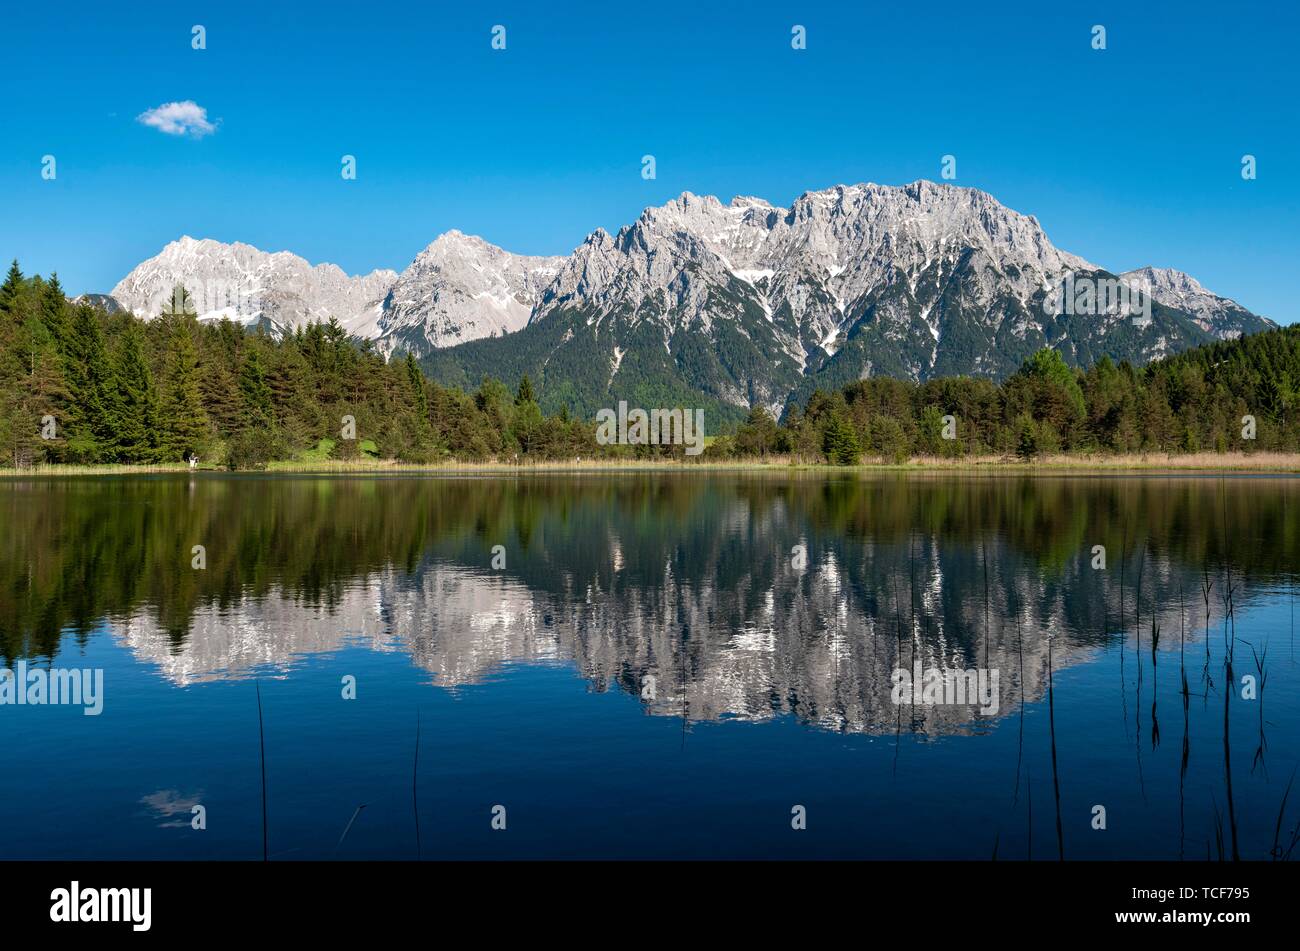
238 347 275 430
0 314 69 466
62 305 121 461
515 374 535 406
0 260 23 315
406 352 428 419
113 323 162 462
40 272 70 347
199 350 243 434
159 323 209 460
822 411 861 465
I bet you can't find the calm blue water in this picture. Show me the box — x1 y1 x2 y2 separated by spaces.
1 472 1297 859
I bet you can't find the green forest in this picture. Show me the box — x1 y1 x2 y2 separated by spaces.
728 329 1300 463
1 260 1298 468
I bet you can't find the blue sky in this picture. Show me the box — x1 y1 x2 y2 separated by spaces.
2 0 1296 322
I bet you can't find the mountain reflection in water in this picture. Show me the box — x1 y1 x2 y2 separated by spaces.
2 472 1298 860
5 473 1296 735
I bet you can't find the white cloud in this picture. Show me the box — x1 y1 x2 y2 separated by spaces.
136 100 218 137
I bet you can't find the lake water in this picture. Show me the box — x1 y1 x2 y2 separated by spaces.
1 471 1297 860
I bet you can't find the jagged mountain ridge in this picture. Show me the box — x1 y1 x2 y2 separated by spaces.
1118 265 1264 340
423 181 1274 416
355 230 565 354
105 182 1272 416
110 235 397 333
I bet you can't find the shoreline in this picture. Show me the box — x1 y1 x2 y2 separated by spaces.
3 451 1300 477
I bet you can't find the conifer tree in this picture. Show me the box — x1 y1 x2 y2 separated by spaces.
159 323 209 460
0 260 23 315
515 374 535 406
822 411 861 465
238 347 275 430
199 351 242 434
62 305 121 461
0 314 69 466
266 345 316 438
113 323 161 462
41 272 70 348
405 351 428 419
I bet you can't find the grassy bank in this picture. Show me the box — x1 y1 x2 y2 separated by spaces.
3 451 1300 478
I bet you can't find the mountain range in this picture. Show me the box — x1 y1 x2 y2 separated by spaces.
105 180 1273 418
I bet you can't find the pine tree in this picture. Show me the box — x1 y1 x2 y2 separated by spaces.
822 411 861 465
41 272 70 347
405 352 429 419
516 374 535 406
159 323 209 460
238 347 274 430
62 305 121 461
199 351 242 434
736 405 779 456
0 260 23 315
113 323 161 462
266 345 315 439
0 314 70 466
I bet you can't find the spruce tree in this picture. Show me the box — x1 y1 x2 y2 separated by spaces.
63 305 121 461
159 323 209 460
41 273 70 348
822 412 862 465
0 314 69 466
238 347 274 430
516 374 535 406
0 260 23 315
199 352 243 435
266 345 315 440
113 323 161 462
405 352 428 419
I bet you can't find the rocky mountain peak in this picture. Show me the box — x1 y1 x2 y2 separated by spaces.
111 238 397 331
371 232 565 354
105 182 1271 415
1120 265 1272 338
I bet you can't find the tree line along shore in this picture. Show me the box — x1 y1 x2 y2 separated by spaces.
2 261 1299 471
